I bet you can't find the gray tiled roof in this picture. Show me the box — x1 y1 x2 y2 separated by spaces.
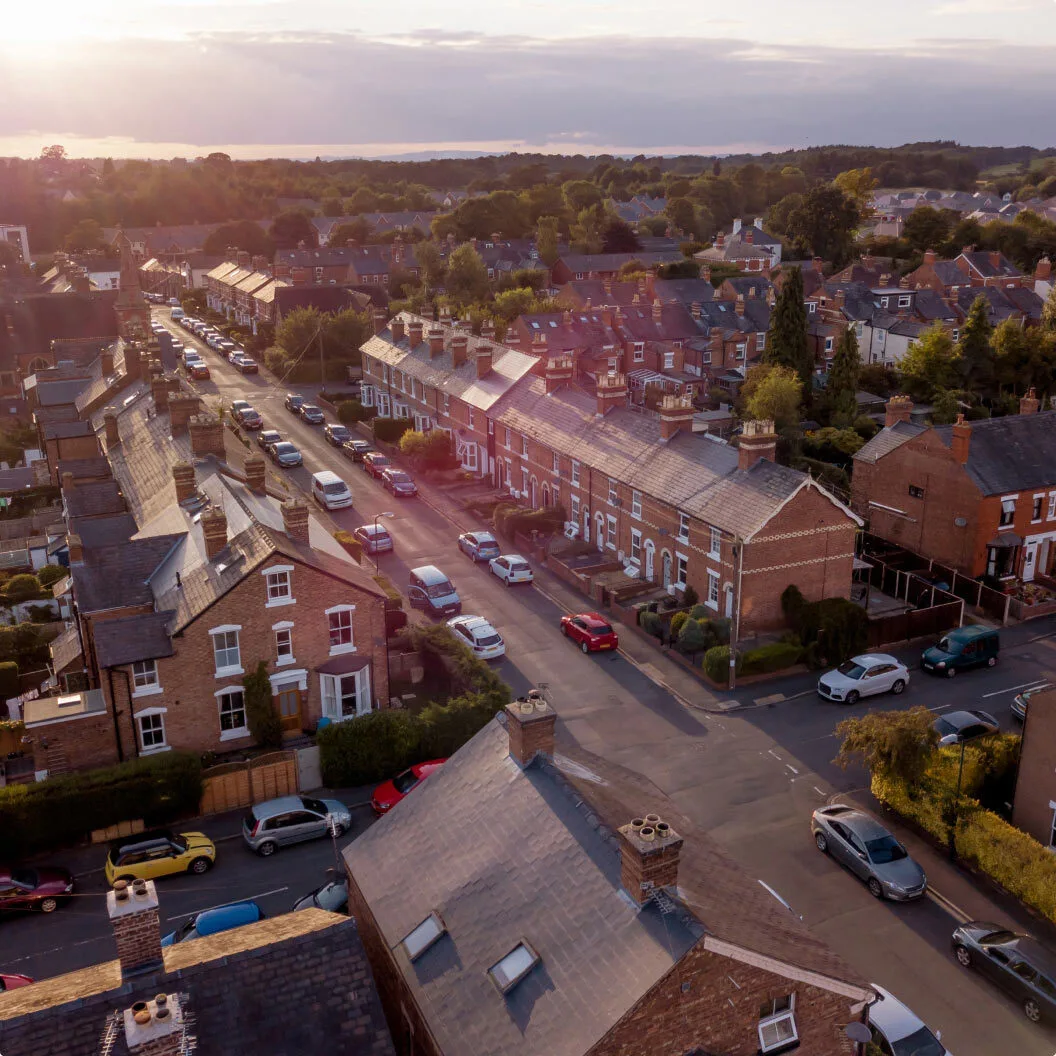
558 250 683 273
55 456 112 482
853 420 926 465
71 534 181 613
35 378 93 407
63 480 124 519
93 611 176 667
68 512 138 549
48 624 83 672
42 420 93 440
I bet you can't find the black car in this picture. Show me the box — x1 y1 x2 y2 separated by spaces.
342 439 374 463
292 878 348 915
299 404 325 425
324 423 352 447
284 393 304 413
234 406 262 430
953 921 1056 1023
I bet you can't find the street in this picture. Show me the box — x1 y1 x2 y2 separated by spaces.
5 308 1054 1055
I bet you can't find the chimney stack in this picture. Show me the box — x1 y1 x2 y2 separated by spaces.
884 394 913 428
924 248 937 265
690 301 702 319
373 308 388 335
716 232 725 249
990 251 1002 270
505 691 555 768
744 228 754 244
251 254 270 274
124 342 142 381
544 357 574 395
475 344 493 379
737 419 778 470
407 319 424 347
1020 387 1040 416
951 413 971 464
1035 257 1052 283
244 452 266 492
879 272 891 288
168 394 201 434
735 294 745 316
172 461 196 504
61 471 74 493
835 289 846 310
281 498 310 544
813 256 824 275
732 218 742 236
151 376 172 411
104 412 120 447
428 326 444 358
618 815 683 906
123 993 184 1056
390 316 405 344
66 533 83 565
480 318 496 343
100 348 115 376
596 371 628 416
188 413 225 458
451 333 469 369
108 878 163 979
658 393 694 441
201 506 228 560
700 264 711 283
236 250 251 269
652 298 663 323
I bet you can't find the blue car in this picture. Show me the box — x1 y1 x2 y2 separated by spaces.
161 900 265 946
458 531 501 562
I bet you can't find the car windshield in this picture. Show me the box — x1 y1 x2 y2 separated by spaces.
323 482 347 494
934 717 956 736
980 930 1020 946
510 560 529 570
175 917 199 942
891 1025 945 1056
391 473 412 483
937 637 951 652
425 581 453 598
275 443 296 455
589 622 614 636
330 427 350 437
262 432 280 442
837 661 865 679
477 633 502 647
392 769 419 794
865 835 907 863
10 868 36 887
301 797 326 815
372 455 391 466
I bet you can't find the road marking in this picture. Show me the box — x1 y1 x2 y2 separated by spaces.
927 886 971 923
982 680 1049 699
165 886 289 920
927 703 951 712
813 786 826 797
754 693 785 706
783 688 817 702
767 749 782 760
785 763 800 775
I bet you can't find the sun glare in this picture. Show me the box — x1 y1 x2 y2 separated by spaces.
2 0 125 44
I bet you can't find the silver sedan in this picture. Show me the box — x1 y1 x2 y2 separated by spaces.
811 804 926 900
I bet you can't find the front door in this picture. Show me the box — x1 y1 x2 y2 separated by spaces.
724 585 734 618
1024 542 1038 582
644 541 655 580
276 688 302 734
662 552 672 588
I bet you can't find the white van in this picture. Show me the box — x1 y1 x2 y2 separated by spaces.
311 470 353 510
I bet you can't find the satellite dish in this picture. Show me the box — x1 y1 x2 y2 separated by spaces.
954 516 967 527
845 1022 872 1044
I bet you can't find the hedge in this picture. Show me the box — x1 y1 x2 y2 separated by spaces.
739 642 803 677
0 752 203 859
337 399 374 424
494 503 566 539
705 645 736 684
372 416 411 443
0 660 19 698
781 585 866 668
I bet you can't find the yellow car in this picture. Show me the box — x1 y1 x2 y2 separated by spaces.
104 829 216 885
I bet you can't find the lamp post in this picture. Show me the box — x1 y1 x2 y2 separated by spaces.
373 511 395 573
948 727 990 861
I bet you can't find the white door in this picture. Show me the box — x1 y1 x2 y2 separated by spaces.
582 509 590 544
724 585 734 619
644 540 655 580
1024 542 1038 582
595 513 605 553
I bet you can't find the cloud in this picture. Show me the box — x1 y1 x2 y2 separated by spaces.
1 30 1054 155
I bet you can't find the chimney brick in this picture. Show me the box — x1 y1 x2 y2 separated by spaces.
108 879 163 978
735 294 745 316
474 344 493 379
188 414 225 458
67 532 83 564
407 320 424 347
544 356 574 394
428 327 445 357
924 248 937 265
1035 257 1052 283
124 342 142 381
738 419 778 470
169 394 201 434
884 394 914 428
505 692 555 767
451 334 469 370
1020 387 1041 416
619 817 683 906
172 461 196 504
150 376 171 411
104 412 120 447
390 317 406 344
282 498 310 544
201 506 228 559
244 452 266 492
100 348 115 376
373 308 388 335
61 471 74 493
480 318 497 342
596 371 628 416
951 413 971 464
658 393 694 441
123 994 183 1056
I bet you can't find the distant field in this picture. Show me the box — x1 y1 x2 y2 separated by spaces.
980 162 1024 179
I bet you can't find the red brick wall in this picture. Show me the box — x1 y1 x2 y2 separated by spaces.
30 711 119 773
1013 687 1056 845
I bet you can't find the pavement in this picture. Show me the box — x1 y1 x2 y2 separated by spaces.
7 308 1053 1053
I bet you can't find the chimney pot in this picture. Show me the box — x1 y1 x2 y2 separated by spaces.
123 993 183 1055
428 327 445 357
281 498 310 544
737 419 778 469
619 816 683 906
451 334 469 369
108 877 163 979
475 344 494 379
505 692 556 767
244 452 266 492
658 393 694 441
66 532 84 564
596 371 629 416
408 319 424 347
884 394 914 428
544 357 574 394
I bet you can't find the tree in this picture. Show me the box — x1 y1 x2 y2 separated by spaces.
269 209 318 249
832 167 878 221
535 215 561 266
741 364 802 431
899 324 961 401
444 244 490 306
389 268 419 299
202 220 273 259
327 218 374 247
834 706 938 786
243 661 283 748
957 296 994 396
63 218 105 253
324 308 371 364
399 429 457 471
414 239 446 289
276 305 324 360
824 327 861 426
665 198 697 236
563 180 602 213
783 185 860 266
1042 283 1056 332
903 206 954 255
992 318 1056 398
4 574 42 603
601 216 641 253
764 267 813 392
570 204 606 255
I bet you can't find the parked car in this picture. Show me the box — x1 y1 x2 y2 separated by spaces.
268 441 303 468
1012 685 1048 722
382 468 418 497
921 625 999 677
868 985 950 1055
170 306 184 320
242 795 352 856
161 900 265 947
933 709 1000 746
230 399 251 417
372 760 446 815
952 921 1056 1023
458 531 501 562
811 804 926 900
235 355 259 374
232 404 262 429
188 362 211 380
0 973 34 991
408 565 461 617
284 393 304 413
324 423 353 447
489 554 533 586
104 830 216 885
299 403 325 425
355 523 393 554
310 469 352 510
292 878 348 914
0 865 74 914
816 654 910 705
342 439 374 463
257 429 283 451
362 452 391 478
560 612 618 654
447 614 506 660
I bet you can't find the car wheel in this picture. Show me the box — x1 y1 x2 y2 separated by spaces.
331 823 346 838
845 690 860 705
257 840 278 857
867 877 884 899
1025 998 1043 1023
954 944 973 968
987 656 997 667
188 857 211 875
946 667 957 678
38 896 59 914
505 577 512 588
814 831 829 853
891 679 906 695
581 641 590 654
561 623 569 636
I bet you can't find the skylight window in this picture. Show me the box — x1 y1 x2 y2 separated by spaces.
402 912 446 961
488 941 540 994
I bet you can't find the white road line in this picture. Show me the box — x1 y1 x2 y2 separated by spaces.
982 680 1049 699
813 786 826 796
767 749 782 760
785 763 800 775
165 886 289 921
927 886 971 923
927 703 951 712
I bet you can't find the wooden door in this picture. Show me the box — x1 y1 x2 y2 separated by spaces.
276 688 302 734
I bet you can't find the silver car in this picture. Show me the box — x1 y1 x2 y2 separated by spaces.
933 709 999 746
816 653 909 704
242 795 352 856
811 804 926 900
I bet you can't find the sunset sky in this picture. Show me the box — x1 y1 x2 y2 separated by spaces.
1 0 1055 158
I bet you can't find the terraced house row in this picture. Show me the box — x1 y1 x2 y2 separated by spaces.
360 311 861 632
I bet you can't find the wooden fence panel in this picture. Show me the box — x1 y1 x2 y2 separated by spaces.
199 754 297 816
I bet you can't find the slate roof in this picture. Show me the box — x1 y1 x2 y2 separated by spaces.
518 310 621 355
961 250 1021 280
0 910 394 1056
34 378 94 407
274 246 366 270
7 290 119 356
0 468 35 493
557 250 684 274
67 512 138 550
345 720 869 1056
56 456 113 482
614 301 702 342
43 420 93 441
63 480 125 519
653 277 716 305
345 243 420 276
48 624 83 673
853 420 927 465
102 223 245 255
560 279 641 307
71 535 181 613
93 611 176 667
273 285 372 319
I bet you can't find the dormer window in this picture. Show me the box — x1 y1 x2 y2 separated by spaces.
488 941 540 994
402 912 446 961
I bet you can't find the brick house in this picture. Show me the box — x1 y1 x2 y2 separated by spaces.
0 877 394 1056
695 219 782 272
852 394 1056 582
550 250 684 286
1012 687 1056 848
345 240 420 287
344 699 874 1056
204 260 241 311
557 274 716 311
905 246 1027 294
272 246 363 285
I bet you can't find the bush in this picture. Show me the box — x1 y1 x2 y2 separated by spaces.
704 645 732 684
676 617 710 654
337 399 374 424
318 709 421 787
372 417 411 444
244 661 283 748
639 611 663 639
0 752 203 858
682 585 699 609
739 642 802 676
495 503 566 540
0 625 50 667
669 612 690 639
333 530 363 563
781 585 866 667
4 574 42 603
689 604 710 621
26 604 55 622
399 429 458 471
37 565 67 588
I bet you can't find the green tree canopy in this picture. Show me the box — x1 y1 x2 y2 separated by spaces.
832 167 878 221
535 216 561 266
824 327 861 426
741 364 803 431
835 706 938 786
269 209 318 249
956 296 994 396
764 267 813 393
899 323 961 401
563 180 602 213
444 244 490 306
202 220 274 259
327 218 374 247
601 216 641 253
63 218 105 253
903 206 955 255
570 204 606 255
992 318 1056 398
783 185 860 266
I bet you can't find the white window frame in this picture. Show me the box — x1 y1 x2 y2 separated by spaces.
376 392 391 417
131 659 161 698
504 427 511 449
756 331 766 351
215 686 249 741
677 511 690 543
1048 492 1056 520
1032 494 1045 523
1000 495 1017 527
633 341 645 363
758 995 798 1054
608 478 618 505
675 552 689 589
707 570 720 610
136 708 168 754
606 514 617 550
552 451 560 476
898 294 912 308
326 604 356 656
663 351 675 370
262 564 294 608
521 436 529 458
320 667 372 722
630 528 642 565
631 490 642 519
571 460 580 487
273 619 295 667
570 494 580 525
824 336 834 353
210 625 243 678
708 526 721 560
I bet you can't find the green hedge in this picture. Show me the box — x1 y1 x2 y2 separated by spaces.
337 399 374 424
372 416 411 443
495 503 566 539
704 645 736 684
781 585 866 668
0 752 203 859
739 642 803 677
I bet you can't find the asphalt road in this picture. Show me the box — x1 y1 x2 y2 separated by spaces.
8 309 1054 1053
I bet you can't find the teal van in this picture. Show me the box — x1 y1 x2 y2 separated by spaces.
921 625 999 677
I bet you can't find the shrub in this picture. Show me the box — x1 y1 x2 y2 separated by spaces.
244 660 283 748
337 399 374 424
495 503 566 540
318 709 421 786
399 429 458 471
37 565 67 588
781 584 806 626
0 752 203 858
4 574 42 603
781 585 866 667
372 416 411 444
682 585 699 609
26 604 55 622
333 530 363 563
0 625 49 667
676 617 710 654
739 642 802 676
418 693 500 758
639 611 664 639
669 612 690 639
689 604 710 621
708 617 731 645
704 645 732 684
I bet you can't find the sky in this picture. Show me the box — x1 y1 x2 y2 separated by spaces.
1 0 1055 159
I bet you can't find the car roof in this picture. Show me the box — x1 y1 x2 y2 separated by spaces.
194 900 262 935
455 615 494 633
945 624 996 641
358 524 388 535
249 795 306 818
851 653 898 666
868 985 928 1042
503 553 528 562
411 564 448 583
833 809 890 842
312 470 343 484
943 710 992 728
578 612 608 624
467 530 496 541
274 441 297 450
109 828 176 852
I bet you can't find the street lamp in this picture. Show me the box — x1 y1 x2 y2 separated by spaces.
373 511 395 573
948 727 991 860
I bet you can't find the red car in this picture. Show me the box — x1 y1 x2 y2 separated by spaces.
371 759 446 815
362 452 392 479
0 865 74 914
560 612 619 654
188 363 211 380
0 973 34 991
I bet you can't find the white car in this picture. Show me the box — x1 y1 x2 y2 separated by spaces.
447 615 505 660
816 653 909 704
868 985 951 1055
489 554 533 586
